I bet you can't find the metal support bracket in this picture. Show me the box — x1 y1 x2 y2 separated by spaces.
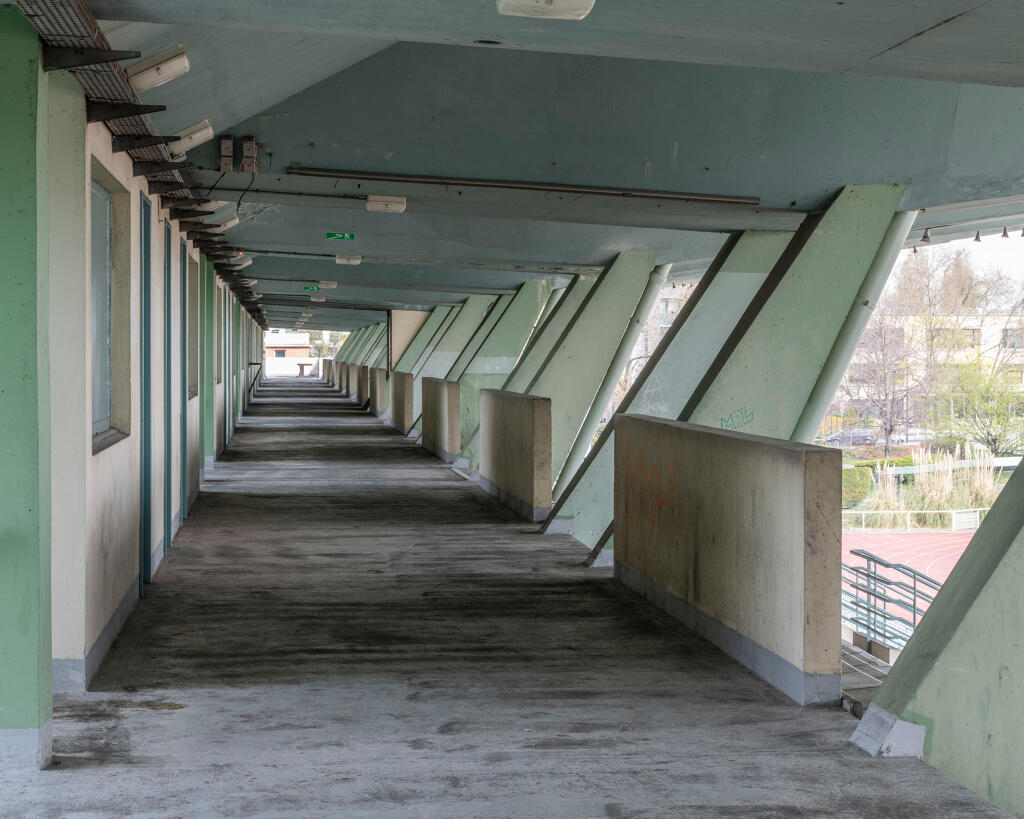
86 100 167 123
43 47 140 71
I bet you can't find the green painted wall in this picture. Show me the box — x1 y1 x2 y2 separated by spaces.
874 463 1024 814
0 6 52 732
445 294 512 382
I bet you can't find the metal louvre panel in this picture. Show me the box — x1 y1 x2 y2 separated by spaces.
15 0 191 190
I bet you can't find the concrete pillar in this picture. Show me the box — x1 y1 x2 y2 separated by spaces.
0 6 53 769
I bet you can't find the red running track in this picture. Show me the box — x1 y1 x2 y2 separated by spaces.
842 531 973 584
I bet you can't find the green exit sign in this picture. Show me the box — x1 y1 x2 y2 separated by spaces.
326 232 355 240
303 285 320 291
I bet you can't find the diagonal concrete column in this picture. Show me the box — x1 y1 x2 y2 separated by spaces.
445 294 514 383
456 279 552 468
409 295 495 429
851 462 1024 815
460 276 595 469
549 185 910 555
522 251 659 479
0 7 53 770
544 232 791 546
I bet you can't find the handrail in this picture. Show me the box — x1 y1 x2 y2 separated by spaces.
841 507 989 532
841 549 942 650
248 361 263 395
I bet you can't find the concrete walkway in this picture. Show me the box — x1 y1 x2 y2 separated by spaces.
4 379 1005 816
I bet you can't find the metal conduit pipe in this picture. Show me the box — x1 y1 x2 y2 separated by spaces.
552 263 672 500
790 209 918 443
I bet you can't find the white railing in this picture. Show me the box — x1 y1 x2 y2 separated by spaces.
842 507 990 532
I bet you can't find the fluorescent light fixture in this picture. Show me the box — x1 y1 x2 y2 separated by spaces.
310 294 326 302
226 257 253 270
335 254 362 265
318 281 338 289
240 278 258 287
126 45 190 93
168 119 214 157
366 195 406 213
251 293 262 300
496 0 595 19
210 214 239 233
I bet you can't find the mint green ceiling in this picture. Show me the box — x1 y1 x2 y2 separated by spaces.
86 1 1024 329
100 21 392 135
91 0 1024 88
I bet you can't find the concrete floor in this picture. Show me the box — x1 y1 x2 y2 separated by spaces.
3 379 1006 817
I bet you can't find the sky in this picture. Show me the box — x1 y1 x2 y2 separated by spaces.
898 236 1024 283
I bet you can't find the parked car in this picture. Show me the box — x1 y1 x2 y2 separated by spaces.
892 427 936 445
824 427 877 446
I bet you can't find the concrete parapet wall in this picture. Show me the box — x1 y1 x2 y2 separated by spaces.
347 364 359 399
478 390 551 522
422 378 460 463
389 371 416 435
370 368 389 416
613 415 841 705
358 365 370 405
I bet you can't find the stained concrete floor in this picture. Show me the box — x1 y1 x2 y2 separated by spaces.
3 379 1006 817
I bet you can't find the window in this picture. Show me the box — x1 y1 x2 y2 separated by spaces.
275 349 286 358
1002 328 1024 349
215 286 223 384
1003 368 1023 386
90 180 112 436
187 259 199 397
931 327 977 350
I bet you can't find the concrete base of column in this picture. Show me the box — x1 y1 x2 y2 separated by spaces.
0 721 52 771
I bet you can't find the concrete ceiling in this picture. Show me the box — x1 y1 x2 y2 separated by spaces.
92 0 1024 88
90 1 1024 330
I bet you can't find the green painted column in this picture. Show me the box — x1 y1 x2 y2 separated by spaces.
455 279 553 468
0 7 52 769
858 463 1024 815
199 257 215 471
544 232 792 548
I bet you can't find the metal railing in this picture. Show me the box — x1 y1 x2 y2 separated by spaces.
842 507 989 532
841 549 942 650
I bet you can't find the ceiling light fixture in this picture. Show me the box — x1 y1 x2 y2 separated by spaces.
319 281 338 289
126 45 190 93
168 119 214 157
226 257 253 270
496 0 596 19
335 254 362 265
366 195 407 213
310 294 326 302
